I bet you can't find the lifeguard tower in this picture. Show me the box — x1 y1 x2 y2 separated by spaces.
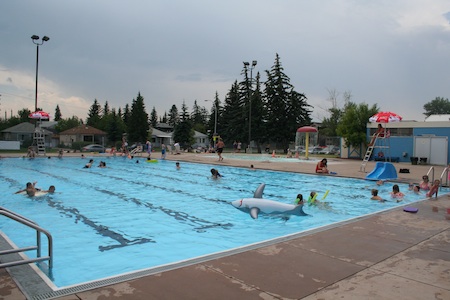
360 127 392 172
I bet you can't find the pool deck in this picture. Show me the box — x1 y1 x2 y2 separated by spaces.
1 153 449 299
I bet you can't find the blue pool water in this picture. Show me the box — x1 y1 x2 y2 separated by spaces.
0 156 434 288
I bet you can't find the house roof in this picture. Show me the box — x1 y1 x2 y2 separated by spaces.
194 131 208 138
1 122 53 135
59 125 107 135
151 128 172 138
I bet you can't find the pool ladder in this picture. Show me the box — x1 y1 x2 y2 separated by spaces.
0 207 53 269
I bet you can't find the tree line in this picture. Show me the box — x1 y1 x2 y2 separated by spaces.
1 53 449 152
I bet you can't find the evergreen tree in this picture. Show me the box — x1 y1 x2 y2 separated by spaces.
191 100 208 133
86 99 102 128
168 105 180 127
106 108 126 144
249 72 267 152
122 104 131 128
54 105 62 121
264 53 311 151
173 101 194 148
207 92 221 144
161 112 168 123
222 81 245 144
127 92 149 143
150 106 158 128
103 101 110 117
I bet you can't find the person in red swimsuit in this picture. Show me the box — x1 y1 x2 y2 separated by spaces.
315 158 329 174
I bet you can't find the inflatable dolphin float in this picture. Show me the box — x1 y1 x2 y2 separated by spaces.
231 183 308 219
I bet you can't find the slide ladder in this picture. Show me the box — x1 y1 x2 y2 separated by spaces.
360 145 374 172
33 128 46 156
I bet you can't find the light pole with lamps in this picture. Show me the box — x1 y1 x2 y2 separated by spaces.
243 60 257 153
31 35 50 112
204 99 218 147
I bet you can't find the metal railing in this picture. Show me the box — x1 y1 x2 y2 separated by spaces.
426 166 435 182
0 207 53 269
439 166 449 187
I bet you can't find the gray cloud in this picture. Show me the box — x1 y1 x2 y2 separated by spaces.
0 0 449 122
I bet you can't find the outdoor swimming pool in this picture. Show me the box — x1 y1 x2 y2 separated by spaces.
0 156 433 289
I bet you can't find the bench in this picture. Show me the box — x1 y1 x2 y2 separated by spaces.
374 157 399 163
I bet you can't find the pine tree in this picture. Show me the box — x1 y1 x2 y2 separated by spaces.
86 99 102 128
54 105 62 121
221 81 245 144
150 107 158 128
127 92 149 143
191 100 207 133
264 53 312 151
173 101 194 148
168 105 180 127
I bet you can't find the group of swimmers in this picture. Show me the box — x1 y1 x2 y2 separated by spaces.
15 182 55 197
371 174 441 202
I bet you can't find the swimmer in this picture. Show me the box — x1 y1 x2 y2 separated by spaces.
426 179 440 198
376 180 385 186
42 185 56 194
175 162 180 169
390 184 404 202
370 189 383 202
419 175 430 191
84 159 94 168
295 194 304 205
15 181 39 197
413 185 420 194
98 161 106 168
210 168 222 179
307 191 319 205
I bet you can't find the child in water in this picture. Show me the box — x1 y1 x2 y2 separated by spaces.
370 189 383 202
390 184 405 202
426 179 440 198
295 194 304 205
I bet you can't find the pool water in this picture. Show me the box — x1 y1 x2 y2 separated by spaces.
0 157 433 288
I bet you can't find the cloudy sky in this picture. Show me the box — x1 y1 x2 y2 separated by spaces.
1 0 450 123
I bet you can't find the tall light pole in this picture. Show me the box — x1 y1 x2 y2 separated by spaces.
31 35 50 112
243 60 257 153
205 99 218 146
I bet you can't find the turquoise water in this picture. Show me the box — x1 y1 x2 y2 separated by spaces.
0 156 435 288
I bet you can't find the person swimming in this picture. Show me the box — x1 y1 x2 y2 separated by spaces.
210 168 222 179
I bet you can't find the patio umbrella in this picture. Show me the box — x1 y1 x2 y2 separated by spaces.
369 111 402 123
29 111 50 120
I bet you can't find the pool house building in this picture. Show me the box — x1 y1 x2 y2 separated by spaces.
358 119 450 166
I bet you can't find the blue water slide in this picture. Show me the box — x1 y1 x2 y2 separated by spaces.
366 162 398 180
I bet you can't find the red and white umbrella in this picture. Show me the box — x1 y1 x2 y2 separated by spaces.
369 111 402 123
29 111 50 120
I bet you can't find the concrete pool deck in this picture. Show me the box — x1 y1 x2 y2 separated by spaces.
1 153 449 299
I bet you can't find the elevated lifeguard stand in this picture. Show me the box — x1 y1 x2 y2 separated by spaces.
295 126 318 160
360 127 391 172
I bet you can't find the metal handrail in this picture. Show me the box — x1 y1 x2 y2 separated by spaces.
0 207 53 269
440 166 449 187
426 166 435 182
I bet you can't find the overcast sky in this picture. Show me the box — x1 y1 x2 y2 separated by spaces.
1 0 450 124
